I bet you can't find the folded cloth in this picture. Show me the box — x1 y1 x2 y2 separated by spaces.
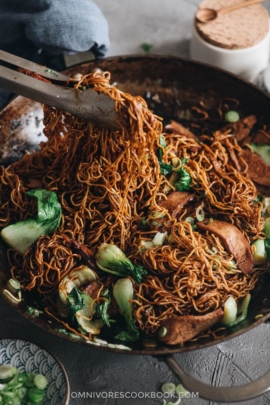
0 0 110 108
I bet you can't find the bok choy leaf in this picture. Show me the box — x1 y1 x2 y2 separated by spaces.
95 243 147 283
113 278 140 342
1 188 61 254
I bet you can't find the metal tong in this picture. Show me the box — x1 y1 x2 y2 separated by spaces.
0 50 120 130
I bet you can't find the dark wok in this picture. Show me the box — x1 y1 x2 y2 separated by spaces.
1 55 270 402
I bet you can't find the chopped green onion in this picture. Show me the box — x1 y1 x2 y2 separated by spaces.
17 374 28 384
25 373 36 388
26 307 42 317
140 42 153 54
5 377 18 388
158 326 167 338
33 374 48 390
207 247 218 255
1 397 15 405
224 110 240 123
140 216 148 230
1 391 15 398
16 387 27 400
0 365 14 382
212 259 219 270
151 221 163 227
184 216 194 226
44 68 58 77
27 387 45 403
0 368 49 405
6 382 23 391
228 259 236 268
175 383 189 396
152 211 166 218
161 382 176 394
196 205 205 222
163 398 176 404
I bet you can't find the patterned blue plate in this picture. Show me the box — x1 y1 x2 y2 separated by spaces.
0 338 69 405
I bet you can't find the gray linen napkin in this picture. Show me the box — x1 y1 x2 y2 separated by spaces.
0 0 110 108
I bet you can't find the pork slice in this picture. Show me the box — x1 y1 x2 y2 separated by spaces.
241 148 270 187
159 191 195 217
251 130 270 145
62 234 98 270
158 308 224 345
165 120 196 139
227 144 241 171
26 178 44 188
197 219 253 274
222 115 257 142
80 279 102 299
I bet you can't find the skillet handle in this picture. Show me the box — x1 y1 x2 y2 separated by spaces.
162 354 270 403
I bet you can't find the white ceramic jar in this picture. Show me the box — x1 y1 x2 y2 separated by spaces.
190 22 270 82
190 1 270 83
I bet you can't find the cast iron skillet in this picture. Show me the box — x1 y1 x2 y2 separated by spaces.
1 55 270 402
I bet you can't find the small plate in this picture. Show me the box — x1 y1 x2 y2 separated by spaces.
0 338 69 405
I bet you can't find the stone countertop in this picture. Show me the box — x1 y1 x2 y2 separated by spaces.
2 0 270 404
